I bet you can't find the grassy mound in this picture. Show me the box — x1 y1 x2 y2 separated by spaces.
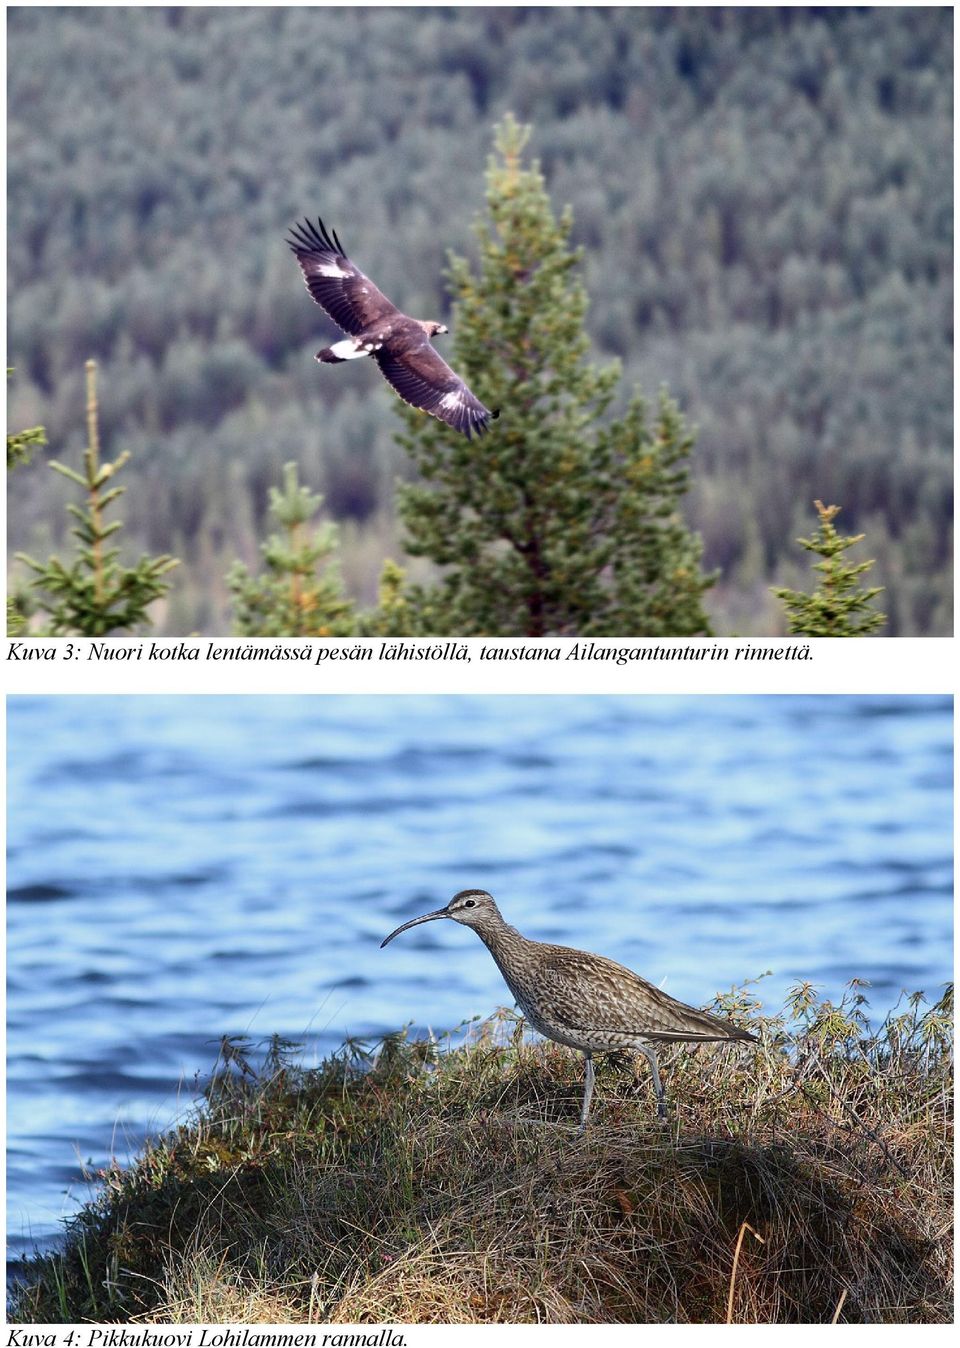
10 981 952 1324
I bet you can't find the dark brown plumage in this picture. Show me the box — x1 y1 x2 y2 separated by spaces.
381 888 757 1129
287 218 499 439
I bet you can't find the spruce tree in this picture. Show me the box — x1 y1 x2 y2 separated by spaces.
16 360 178 636
393 114 715 637
7 373 47 470
6 424 47 470
7 372 48 633
356 560 419 637
772 500 886 636
227 461 355 636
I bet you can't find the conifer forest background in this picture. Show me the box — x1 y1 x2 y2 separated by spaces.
6 6 953 636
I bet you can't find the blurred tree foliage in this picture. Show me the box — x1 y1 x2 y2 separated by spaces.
227 461 355 636
395 115 714 636
772 500 886 637
6 7 952 633
15 362 179 635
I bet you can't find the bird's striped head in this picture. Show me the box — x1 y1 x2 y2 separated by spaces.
380 888 501 947
445 888 499 927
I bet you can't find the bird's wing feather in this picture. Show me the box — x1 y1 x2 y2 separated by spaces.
287 217 399 335
374 343 496 439
535 951 756 1043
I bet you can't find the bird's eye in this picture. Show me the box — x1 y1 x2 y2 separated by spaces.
464 899 476 908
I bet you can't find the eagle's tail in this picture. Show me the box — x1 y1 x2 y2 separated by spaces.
317 338 371 363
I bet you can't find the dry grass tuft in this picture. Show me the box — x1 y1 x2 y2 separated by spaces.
10 980 953 1324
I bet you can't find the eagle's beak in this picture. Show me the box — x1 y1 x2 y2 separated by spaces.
380 907 449 948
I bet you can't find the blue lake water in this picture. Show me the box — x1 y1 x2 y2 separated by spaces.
6 694 953 1261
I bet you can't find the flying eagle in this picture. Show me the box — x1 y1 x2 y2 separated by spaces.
287 218 499 439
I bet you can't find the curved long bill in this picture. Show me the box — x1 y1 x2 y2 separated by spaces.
380 907 449 948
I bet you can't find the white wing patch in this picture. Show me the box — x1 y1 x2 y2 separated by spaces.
330 338 370 360
440 391 463 411
318 262 351 279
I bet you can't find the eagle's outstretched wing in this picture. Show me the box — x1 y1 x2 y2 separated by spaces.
286 218 398 335
374 344 498 440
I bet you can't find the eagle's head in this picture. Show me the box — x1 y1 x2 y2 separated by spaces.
428 322 449 338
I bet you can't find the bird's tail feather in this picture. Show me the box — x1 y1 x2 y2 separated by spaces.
316 347 345 364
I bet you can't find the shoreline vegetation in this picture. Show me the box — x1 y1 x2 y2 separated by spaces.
10 982 952 1325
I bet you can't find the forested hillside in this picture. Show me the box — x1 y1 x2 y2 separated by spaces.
7 6 952 634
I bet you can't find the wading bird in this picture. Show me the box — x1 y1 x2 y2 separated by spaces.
381 889 756 1129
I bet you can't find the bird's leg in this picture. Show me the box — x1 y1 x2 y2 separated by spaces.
579 1051 595 1132
640 1045 668 1121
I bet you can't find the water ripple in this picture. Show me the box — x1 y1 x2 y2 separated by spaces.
6 694 952 1257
